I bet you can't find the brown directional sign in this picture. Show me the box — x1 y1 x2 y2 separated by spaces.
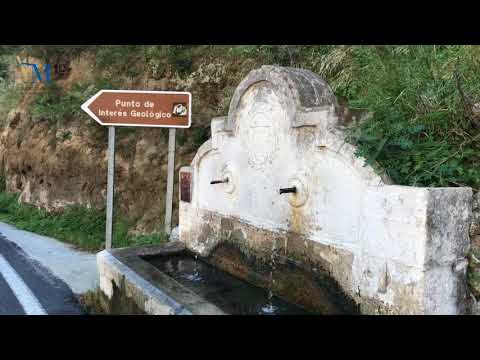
81 90 191 128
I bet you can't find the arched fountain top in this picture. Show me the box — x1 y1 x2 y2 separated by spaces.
226 65 339 132
194 65 388 186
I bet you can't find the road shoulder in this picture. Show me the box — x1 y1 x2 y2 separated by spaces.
0 221 99 295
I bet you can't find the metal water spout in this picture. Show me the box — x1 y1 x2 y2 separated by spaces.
279 186 296 194
210 178 229 185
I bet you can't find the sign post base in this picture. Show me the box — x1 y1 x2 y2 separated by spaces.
164 128 176 235
105 126 115 250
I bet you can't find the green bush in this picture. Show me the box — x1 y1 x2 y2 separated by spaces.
144 45 196 78
316 45 480 189
192 125 210 148
31 82 97 124
165 46 194 76
94 45 144 79
0 173 6 193
0 80 21 123
21 45 92 63
0 192 167 252
0 58 9 80
131 233 168 247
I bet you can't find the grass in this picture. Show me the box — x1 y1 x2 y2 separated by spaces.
0 192 168 252
313 45 480 189
131 233 169 247
30 81 97 124
0 79 22 124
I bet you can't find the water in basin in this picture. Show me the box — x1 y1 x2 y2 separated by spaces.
146 254 311 315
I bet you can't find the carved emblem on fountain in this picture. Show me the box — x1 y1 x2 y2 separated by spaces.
245 102 278 171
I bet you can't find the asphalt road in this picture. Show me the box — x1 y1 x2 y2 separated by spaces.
0 233 85 315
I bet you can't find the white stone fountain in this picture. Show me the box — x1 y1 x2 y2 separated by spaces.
179 65 472 314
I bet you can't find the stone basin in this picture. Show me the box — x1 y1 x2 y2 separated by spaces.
97 241 352 315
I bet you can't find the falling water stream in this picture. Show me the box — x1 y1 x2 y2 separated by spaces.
261 238 279 314
147 251 310 315
184 253 203 282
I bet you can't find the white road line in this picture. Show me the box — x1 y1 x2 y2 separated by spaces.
0 254 47 315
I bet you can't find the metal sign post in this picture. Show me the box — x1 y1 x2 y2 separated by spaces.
164 128 176 235
105 126 115 249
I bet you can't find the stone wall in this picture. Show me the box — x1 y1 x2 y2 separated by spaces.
469 192 480 314
179 66 474 314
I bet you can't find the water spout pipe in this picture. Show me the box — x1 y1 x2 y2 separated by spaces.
279 186 297 194
210 178 229 185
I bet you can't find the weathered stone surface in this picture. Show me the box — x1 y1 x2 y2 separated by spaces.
179 66 473 314
97 250 178 315
470 214 480 237
467 191 480 309
473 235 480 249
473 191 480 210
470 192 480 236
472 299 480 315
468 248 480 300
96 243 227 315
426 188 472 266
169 226 179 242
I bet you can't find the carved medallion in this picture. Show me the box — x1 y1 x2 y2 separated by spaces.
246 102 278 170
